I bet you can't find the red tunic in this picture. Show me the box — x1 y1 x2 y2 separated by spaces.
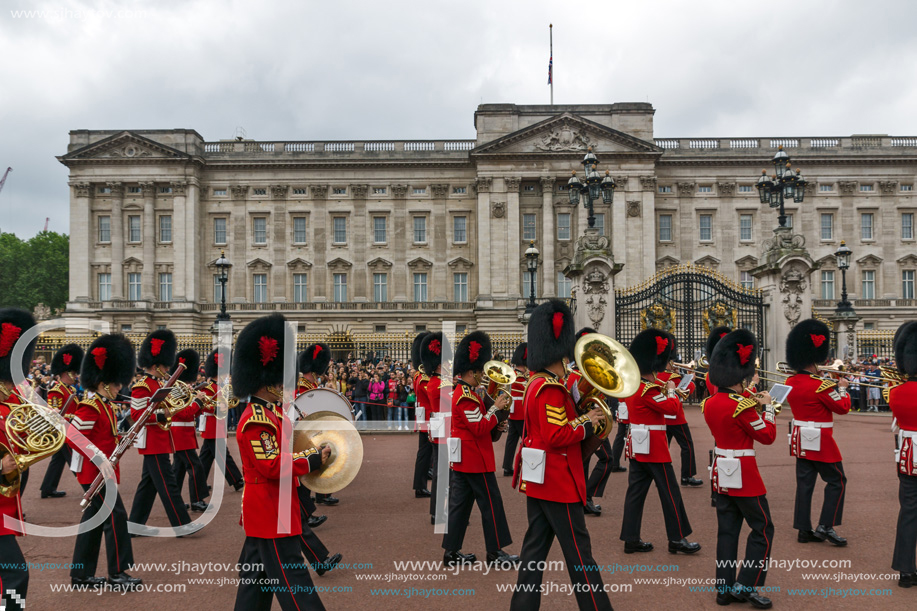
236 397 322 539
426 373 449 445
705 372 755 399
450 381 499 473
0 397 25 536
787 373 851 463
624 380 679 463
413 371 430 431
199 380 221 440
657 371 695 426
295 374 316 398
131 375 176 455
171 398 201 452
69 394 121 486
47 381 76 420
703 392 776 496
520 373 593 504
508 370 527 421
890 381 917 476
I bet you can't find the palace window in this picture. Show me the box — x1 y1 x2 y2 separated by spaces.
253 273 267 303
98 216 111 243
522 271 538 299
659 214 672 242
453 273 468 302
413 187 426 195
293 217 307 244
373 273 388 302
98 186 111 194
594 213 605 236
904 270 916 300
128 273 142 301
862 270 875 300
784 214 793 228
557 213 571 240
332 187 347 195
658 186 672 194
902 185 914 192
453 186 467 195
213 275 223 303
333 273 347 302
453 216 467 243
698 186 712 193
293 273 308 303
213 188 227 196
414 273 428 302
820 271 835 300
738 185 754 193
523 214 537 241
253 217 267 245
699 214 713 241
159 215 172 243
820 213 834 240
128 215 141 243
820 184 833 192
333 217 347 244
903 213 914 240
557 272 572 298
372 187 387 195
375 324 386 333
98 273 111 301
740 271 755 290
159 273 173 302
860 184 874 192
128 186 141 194
413 216 427 243
293 188 307 195
739 214 753 241
214 218 227 244
861 213 874 240
373 216 387 244
159 186 173 194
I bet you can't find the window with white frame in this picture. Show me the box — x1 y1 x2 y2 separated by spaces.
523 213 537 241
293 217 307 244
373 216 387 243
214 218 227 244
453 216 467 243
413 216 427 243
659 214 672 241
903 213 914 240
98 216 111 243
413 273 428 302
253 273 267 303
861 270 875 300
860 184 874 192
739 214 753 241
557 272 572 298
159 215 172 243
213 188 227 196
902 184 913 192
861 213 874 240
128 273 142 301
159 273 173 302
159 186 173 194
739 185 754 193
213 275 223 303
293 273 308 303
373 273 387 302
522 270 538 299
784 214 794 228
699 214 713 241
698 186 712 193
658 185 672 194
292 188 307 195
740 271 755 290
332 187 347 195
453 186 466 195
128 215 141 243
128 186 141 194
557 213 571 240
904 270 916 299
820 270 835 300
453 273 468 302
98 273 111 301
594 213 605 236
333 273 347 302
333 217 347 243
820 184 833 192
372 187 386 195
820 213 834 240
413 187 426 195
253 217 267 245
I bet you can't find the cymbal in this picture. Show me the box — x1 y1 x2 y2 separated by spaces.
294 412 363 494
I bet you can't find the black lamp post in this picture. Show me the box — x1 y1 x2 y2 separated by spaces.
525 241 540 314
567 147 616 228
755 146 807 228
835 240 853 313
215 250 232 321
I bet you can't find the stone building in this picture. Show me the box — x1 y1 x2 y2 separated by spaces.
59 103 917 339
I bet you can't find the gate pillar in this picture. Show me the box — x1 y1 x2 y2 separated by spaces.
563 228 623 337
751 227 818 366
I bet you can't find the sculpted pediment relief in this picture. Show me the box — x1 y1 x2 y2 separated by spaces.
60 131 190 162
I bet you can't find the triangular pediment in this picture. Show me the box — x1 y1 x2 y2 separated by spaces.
472 113 662 157
407 257 433 269
287 257 313 268
246 257 272 268
816 254 837 268
367 257 393 269
122 256 143 266
327 257 353 269
857 254 883 266
695 255 721 268
735 255 759 268
447 256 474 268
59 131 191 163
656 255 680 268
898 254 917 266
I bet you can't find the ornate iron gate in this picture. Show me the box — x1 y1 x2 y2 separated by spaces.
615 265 767 368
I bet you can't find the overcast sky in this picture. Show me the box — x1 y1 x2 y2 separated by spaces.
1 0 915 238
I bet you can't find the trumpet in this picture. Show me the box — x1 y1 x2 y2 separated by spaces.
1 402 67 497
574 333 641 447
483 360 516 410
752 391 783 415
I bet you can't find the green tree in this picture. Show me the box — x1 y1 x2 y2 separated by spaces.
0 231 69 314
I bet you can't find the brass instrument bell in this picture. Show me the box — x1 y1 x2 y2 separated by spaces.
1 402 67 497
483 360 516 410
574 333 641 440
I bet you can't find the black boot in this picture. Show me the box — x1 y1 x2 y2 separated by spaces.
443 550 476 567
814 524 847 546
900 572 916 588
584 500 602 515
624 540 653 554
315 553 342 576
797 529 822 543
733 586 772 609
668 538 701 554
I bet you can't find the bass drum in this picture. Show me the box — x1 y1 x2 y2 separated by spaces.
292 387 355 422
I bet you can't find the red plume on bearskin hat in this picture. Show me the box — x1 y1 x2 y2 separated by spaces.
527 300 575 372
80 334 135 390
231 314 288 398
785 319 831 372
51 343 84 376
894 321 917 377
171 349 200 383
454 331 491 374
204 348 230 379
137 329 177 369
629 328 674 375
298 343 332 376
411 332 430 370
709 329 758 389
705 326 732 362
421 332 450 375
511 342 528 368
0 308 37 383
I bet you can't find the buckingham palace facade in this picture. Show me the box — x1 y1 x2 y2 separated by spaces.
59 103 917 335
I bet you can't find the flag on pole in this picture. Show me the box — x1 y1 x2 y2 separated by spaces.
547 55 553 85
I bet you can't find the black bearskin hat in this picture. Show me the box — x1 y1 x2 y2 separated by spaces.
421 332 449 375
231 314 288 398
894 321 917 377
454 331 491 374
0 308 37 383
411 332 430 370
137 329 177 369
511 342 528 368
204 348 230 379
785 319 831 371
705 326 732 361
299 343 332 376
527 300 575 372
709 329 758 389
81 334 135 390
172 349 200 383
629 328 674 375
51 343 84 376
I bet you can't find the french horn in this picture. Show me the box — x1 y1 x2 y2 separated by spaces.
1 402 67 497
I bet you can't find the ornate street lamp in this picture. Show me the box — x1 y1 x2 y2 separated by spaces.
215 250 232 321
525 241 540 314
755 145 807 228
568 147 616 228
834 240 853 313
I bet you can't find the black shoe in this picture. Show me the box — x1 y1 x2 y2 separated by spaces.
733 586 772 609
415 489 431 498
71 575 107 586
668 538 701 554
428 469 434 479
815 524 847 546
184 503 191 509
610 466 627 473
716 590 741 605
316 496 339 506
487 549 520 567
900 572 916 588
443 550 476 567
308 515 327 528
503 469 513 476
41 490 66 498
624 540 653 554
682 477 703 487
584 500 602 515
190 501 209 512
233 481 244 492
315 553 342 576
108 572 143 588
797 529 821 543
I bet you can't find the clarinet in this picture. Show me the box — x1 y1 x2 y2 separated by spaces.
79 363 186 510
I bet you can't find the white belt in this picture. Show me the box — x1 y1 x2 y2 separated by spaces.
793 420 833 429
900 430 917 440
715 447 756 458
632 424 667 431
171 422 195 427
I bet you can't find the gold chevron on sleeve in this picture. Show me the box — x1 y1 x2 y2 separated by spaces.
545 403 568 426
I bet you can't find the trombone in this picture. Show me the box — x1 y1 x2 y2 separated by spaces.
776 361 898 389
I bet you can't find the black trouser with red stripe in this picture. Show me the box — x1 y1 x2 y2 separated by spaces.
715 492 773 591
442 470 512 554
502 419 524 474
584 439 613 500
0 534 28 610
173 449 209 504
39 445 72 495
72 483 134 579
893 473 917 574
412 431 433 491
666 423 698 479
793 458 846 531
430 444 441 518
234 535 325 611
128 453 192 527
296 487 329 567
620 460 692 542
511 496 612 611
611 422 627 469
199 438 243 487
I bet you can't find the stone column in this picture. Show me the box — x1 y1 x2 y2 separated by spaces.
182 181 200 302
230 184 249 302
311 185 328 301
271 185 289 302
474 177 493 305
351 184 369 301
431 184 450 301
140 182 155 299
540 177 556 297
505 176 521 298
172 181 188 301
637 175 658 280
70 182 93 301
391 184 409 301
108 182 125 300
564 228 623 337
751 227 818 367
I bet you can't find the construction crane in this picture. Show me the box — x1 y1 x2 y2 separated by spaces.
0 167 10 195
43 217 49 231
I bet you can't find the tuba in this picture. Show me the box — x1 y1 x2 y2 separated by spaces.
1 402 67 497
157 380 196 430
574 333 641 447
484 360 516 410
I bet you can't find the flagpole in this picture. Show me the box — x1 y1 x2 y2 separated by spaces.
549 24 554 105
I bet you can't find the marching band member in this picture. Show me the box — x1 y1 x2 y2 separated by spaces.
198 348 244 492
891 321 917 588
510 300 612 611
232 314 330 610
297 349 339 508
620 329 700 555
658 346 702 487
703 329 776 609
170 349 210 512
786 319 851 547
128 329 196 531
705 326 759 399
0 308 37 609
422 332 449 523
39 343 82 499
68 334 142 589
411 332 433 498
442 331 517 567
501 342 528 477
